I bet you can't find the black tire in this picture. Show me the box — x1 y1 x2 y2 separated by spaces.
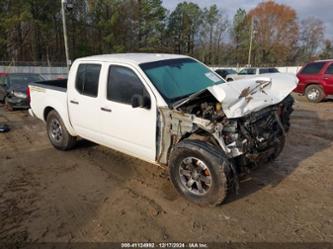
169 140 231 207
4 97 14 111
305 85 325 103
227 78 233 82
46 110 76 151
270 136 286 161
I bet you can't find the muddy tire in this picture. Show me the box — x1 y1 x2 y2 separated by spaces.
169 140 231 207
4 97 14 111
305 85 325 103
46 110 76 151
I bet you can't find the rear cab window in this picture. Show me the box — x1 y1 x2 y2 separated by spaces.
75 64 101 97
301 62 326 75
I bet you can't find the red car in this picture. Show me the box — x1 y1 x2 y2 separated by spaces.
295 60 333 102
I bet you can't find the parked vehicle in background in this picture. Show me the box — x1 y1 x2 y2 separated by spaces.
294 60 333 103
0 73 44 110
226 67 280 81
215 68 237 79
28 53 296 206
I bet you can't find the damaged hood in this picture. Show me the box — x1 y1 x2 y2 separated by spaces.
174 73 298 119
208 73 298 118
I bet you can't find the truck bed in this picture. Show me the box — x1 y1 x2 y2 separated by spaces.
29 79 70 129
31 79 68 92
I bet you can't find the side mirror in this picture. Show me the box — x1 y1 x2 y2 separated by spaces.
131 94 151 109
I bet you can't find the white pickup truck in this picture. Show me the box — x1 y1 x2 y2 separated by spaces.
28 54 297 206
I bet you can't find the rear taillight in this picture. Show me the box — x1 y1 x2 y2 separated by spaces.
26 87 31 105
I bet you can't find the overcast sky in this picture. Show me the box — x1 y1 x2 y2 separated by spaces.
162 0 333 40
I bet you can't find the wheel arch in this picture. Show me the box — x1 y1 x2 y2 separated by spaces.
179 129 221 147
305 82 325 92
44 106 55 121
43 106 77 136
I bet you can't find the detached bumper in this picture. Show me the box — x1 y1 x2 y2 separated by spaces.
6 96 29 109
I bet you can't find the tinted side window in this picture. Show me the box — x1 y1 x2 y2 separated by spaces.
259 68 269 74
75 64 101 97
107 66 148 105
215 70 223 76
238 69 247 75
269 68 279 73
247 68 256 75
325 64 333 74
301 62 325 74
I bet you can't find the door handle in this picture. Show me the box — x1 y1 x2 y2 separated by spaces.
70 100 79 105
101 107 112 113
324 77 329 80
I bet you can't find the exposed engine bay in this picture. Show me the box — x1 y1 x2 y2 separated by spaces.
156 90 294 172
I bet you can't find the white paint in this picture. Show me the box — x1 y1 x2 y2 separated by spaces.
208 73 298 118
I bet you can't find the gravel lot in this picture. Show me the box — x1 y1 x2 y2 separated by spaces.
0 95 332 243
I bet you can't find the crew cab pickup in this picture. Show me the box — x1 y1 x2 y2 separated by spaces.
29 54 297 206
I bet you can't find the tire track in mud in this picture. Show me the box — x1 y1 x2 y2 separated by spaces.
64 144 178 241
0 164 41 243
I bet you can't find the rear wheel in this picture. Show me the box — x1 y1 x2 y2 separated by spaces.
46 110 76 150
169 140 231 207
227 78 233 82
305 85 325 103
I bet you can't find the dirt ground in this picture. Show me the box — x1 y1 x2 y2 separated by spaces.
0 94 332 244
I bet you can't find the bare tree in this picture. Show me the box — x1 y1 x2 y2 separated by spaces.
299 17 324 61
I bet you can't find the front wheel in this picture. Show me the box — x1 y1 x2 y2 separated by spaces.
169 140 231 207
46 110 76 151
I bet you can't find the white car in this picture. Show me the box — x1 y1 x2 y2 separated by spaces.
226 67 280 81
28 54 297 206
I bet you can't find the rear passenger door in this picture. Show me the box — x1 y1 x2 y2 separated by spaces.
68 63 103 139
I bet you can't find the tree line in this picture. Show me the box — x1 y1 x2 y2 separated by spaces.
0 0 332 66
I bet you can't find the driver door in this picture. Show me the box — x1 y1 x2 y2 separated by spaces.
98 64 157 162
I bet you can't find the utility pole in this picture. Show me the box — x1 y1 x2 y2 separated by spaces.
247 17 254 67
61 0 70 69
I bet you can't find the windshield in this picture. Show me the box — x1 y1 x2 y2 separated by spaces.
9 74 44 86
140 58 224 104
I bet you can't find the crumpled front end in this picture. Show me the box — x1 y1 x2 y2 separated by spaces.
157 74 296 168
